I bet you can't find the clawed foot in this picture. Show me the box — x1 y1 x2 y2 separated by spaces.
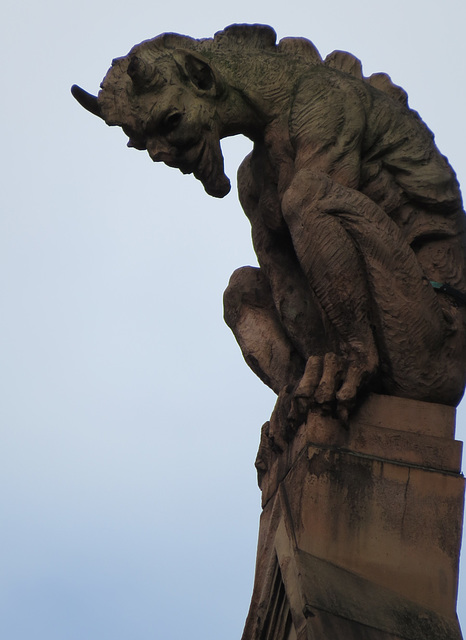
292 347 377 424
269 347 378 447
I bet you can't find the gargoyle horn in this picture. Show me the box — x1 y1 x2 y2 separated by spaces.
71 85 103 119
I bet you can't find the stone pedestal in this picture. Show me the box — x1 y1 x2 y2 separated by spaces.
242 395 464 640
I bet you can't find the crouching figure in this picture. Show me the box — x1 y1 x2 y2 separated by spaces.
72 24 466 439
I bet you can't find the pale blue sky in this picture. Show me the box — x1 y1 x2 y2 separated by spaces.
1 0 465 637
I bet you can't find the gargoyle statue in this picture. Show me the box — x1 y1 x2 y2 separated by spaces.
72 24 466 437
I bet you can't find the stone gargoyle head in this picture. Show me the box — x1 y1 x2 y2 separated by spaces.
72 36 231 197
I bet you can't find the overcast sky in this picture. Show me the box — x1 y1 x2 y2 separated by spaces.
1 0 465 638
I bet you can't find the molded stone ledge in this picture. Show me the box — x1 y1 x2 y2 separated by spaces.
259 394 463 506
353 394 457 439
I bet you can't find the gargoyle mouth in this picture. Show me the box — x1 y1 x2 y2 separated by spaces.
158 139 205 173
192 137 231 198
161 137 230 198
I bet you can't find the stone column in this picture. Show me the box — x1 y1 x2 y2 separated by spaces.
242 395 464 640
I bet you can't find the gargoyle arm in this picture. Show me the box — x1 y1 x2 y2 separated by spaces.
281 166 448 401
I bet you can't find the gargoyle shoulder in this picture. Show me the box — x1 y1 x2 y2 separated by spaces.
288 67 367 167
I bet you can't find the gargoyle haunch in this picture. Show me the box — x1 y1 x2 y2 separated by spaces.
73 24 466 428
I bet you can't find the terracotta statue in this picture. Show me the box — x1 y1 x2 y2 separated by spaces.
72 24 466 433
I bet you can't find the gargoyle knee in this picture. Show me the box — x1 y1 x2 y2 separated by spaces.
223 266 273 329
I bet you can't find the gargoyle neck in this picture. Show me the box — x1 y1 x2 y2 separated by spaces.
214 55 297 142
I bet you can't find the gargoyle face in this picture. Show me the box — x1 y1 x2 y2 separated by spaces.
72 49 231 198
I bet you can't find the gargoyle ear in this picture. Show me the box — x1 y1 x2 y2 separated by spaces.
172 50 223 96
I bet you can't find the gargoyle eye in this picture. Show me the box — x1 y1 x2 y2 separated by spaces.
160 112 182 134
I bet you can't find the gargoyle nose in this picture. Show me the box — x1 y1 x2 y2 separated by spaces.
146 138 171 162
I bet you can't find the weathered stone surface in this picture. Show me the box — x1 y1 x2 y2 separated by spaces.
257 394 463 505
72 24 466 431
245 396 464 640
